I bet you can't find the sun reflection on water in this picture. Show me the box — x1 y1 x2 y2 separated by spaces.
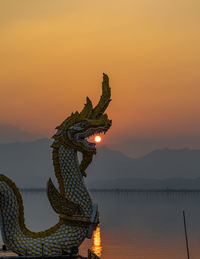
91 226 102 257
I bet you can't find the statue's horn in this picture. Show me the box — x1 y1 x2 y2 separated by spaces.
92 73 111 118
80 97 93 118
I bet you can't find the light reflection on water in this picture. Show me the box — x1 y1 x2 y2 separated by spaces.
91 226 102 257
1 190 200 259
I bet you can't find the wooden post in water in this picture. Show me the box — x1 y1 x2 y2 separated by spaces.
183 210 190 259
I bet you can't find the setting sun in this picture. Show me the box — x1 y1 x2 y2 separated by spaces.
94 136 102 143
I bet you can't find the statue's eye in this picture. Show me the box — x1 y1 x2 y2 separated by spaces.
81 122 88 127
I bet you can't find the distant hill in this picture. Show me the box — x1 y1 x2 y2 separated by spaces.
0 138 54 188
86 146 200 183
0 139 200 189
0 124 42 143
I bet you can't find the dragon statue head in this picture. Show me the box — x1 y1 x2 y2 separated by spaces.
52 73 112 176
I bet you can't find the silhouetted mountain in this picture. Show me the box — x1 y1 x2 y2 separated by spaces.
0 139 200 189
86 147 200 182
108 135 200 157
0 138 54 188
0 124 42 143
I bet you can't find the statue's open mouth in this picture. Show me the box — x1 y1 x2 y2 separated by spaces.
75 126 109 149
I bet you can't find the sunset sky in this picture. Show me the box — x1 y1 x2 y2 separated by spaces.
1 0 200 156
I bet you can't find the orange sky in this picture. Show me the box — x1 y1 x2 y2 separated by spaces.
1 0 200 149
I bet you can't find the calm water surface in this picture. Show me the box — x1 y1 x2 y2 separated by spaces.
1 190 200 259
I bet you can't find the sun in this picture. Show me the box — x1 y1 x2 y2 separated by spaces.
94 136 102 143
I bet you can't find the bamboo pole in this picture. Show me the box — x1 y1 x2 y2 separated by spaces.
183 210 190 259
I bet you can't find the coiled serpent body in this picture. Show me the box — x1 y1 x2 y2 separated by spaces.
0 74 111 256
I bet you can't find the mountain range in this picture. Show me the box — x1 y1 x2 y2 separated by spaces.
0 124 42 143
0 138 200 189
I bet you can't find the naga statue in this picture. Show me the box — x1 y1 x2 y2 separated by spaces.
0 74 112 256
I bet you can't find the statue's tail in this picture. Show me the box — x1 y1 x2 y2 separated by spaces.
0 174 25 252
0 175 87 256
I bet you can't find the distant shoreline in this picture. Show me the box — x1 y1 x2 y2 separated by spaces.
90 188 200 193
20 188 200 193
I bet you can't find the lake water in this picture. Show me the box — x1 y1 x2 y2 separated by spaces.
1 190 200 259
